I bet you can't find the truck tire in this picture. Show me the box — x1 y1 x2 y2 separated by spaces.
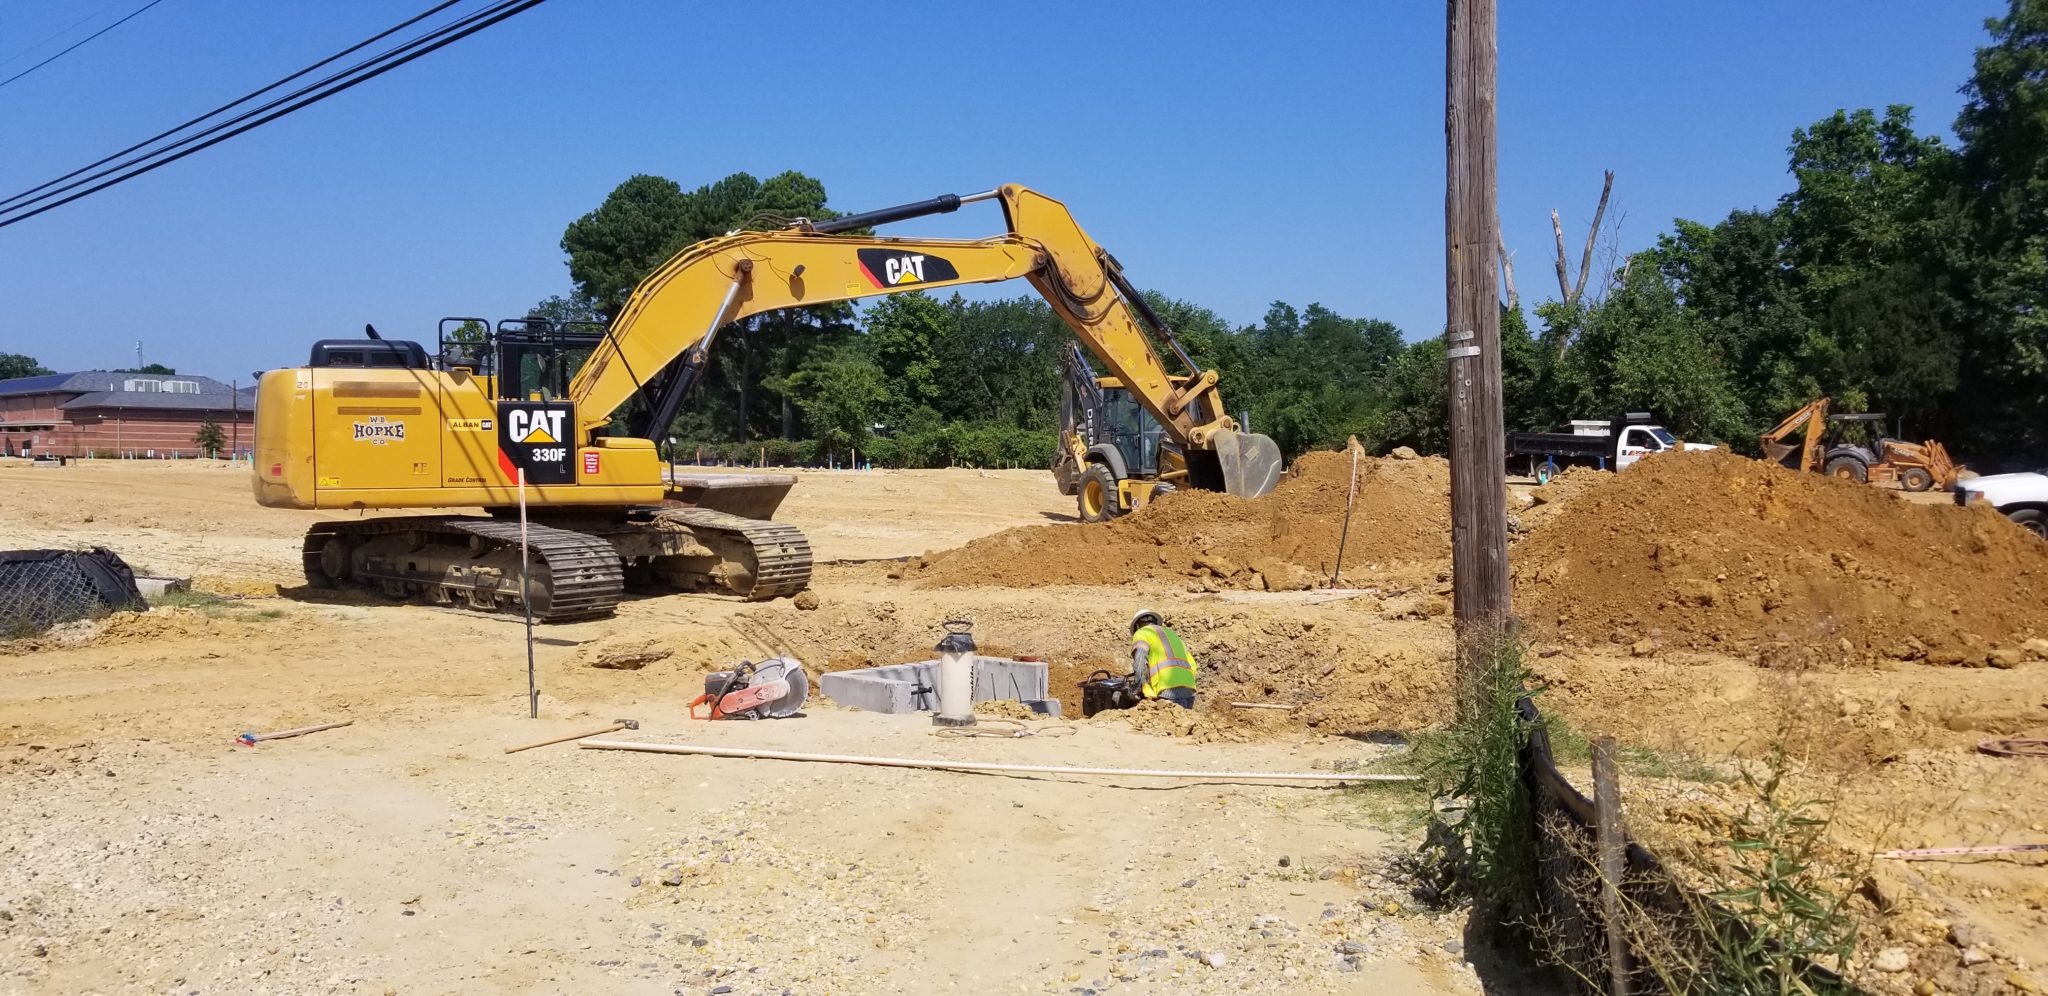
1078 463 1122 523
1899 467 1934 492
2009 508 2047 540
1823 455 1868 484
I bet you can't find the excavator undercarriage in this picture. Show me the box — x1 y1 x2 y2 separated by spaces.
300 479 812 621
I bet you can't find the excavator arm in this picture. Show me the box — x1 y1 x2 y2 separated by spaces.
1760 397 1830 472
566 184 1282 497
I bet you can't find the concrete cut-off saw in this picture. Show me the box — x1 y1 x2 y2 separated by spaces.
690 657 809 720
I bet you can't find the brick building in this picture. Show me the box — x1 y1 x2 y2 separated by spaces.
0 372 257 459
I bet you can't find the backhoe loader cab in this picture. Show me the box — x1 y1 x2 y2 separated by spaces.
1055 344 1194 522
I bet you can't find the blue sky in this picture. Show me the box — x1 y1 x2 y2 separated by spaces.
0 0 2006 384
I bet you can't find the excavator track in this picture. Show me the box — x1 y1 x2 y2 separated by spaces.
301 516 624 622
642 506 813 601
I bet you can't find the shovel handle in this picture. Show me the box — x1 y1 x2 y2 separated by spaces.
504 722 623 754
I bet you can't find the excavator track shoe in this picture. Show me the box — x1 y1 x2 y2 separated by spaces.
648 507 812 601
300 516 623 622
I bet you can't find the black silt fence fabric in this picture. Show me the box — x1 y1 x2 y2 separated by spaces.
0 547 146 635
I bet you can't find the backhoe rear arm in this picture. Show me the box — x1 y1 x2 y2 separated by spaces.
567 185 1237 448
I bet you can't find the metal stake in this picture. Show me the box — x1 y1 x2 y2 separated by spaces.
1331 447 1360 588
519 466 536 718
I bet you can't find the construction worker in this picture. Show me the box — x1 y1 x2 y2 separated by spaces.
1129 609 1198 709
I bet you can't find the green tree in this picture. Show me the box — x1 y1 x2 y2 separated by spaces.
525 295 603 329
560 175 695 319
783 345 888 462
1952 0 2048 456
1372 338 1450 454
194 419 225 456
0 353 53 380
861 293 948 421
561 171 852 446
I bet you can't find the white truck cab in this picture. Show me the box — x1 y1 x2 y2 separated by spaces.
1953 472 2048 539
1616 424 1713 469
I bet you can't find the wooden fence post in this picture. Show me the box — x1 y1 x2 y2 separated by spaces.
1592 737 1630 996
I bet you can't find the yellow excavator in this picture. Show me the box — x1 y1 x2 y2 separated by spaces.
252 184 1284 620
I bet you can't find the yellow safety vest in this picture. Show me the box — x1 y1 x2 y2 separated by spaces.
1132 624 1198 699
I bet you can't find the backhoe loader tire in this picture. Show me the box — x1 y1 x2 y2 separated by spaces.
1078 463 1122 523
2008 508 2047 541
1824 455 1868 484
1900 467 1934 492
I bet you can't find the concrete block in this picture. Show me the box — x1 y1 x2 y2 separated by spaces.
133 576 190 599
820 657 1049 715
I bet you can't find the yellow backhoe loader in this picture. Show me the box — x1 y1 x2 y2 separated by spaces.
1053 343 1223 521
252 185 1284 620
1759 397 1964 491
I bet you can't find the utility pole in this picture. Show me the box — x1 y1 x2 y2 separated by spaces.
1446 0 1512 718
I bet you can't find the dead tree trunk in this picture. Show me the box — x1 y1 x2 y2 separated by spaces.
1498 223 1519 311
1552 170 1615 307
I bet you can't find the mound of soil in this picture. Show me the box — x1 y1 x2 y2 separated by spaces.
1514 450 2048 662
905 449 1450 590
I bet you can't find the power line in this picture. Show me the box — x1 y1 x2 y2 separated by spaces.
0 1 126 71
0 0 549 229
0 0 466 213
0 0 170 92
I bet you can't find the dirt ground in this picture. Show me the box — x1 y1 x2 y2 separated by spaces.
0 460 1492 995
2 455 2045 994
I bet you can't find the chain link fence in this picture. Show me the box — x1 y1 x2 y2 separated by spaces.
0 548 146 637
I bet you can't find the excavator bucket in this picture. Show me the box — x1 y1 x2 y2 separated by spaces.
667 474 798 521
1761 441 1796 464
1212 429 1284 499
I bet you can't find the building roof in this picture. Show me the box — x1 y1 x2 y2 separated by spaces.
0 371 237 398
60 390 255 413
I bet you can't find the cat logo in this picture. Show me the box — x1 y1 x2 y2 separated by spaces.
857 248 960 288
351 416 406 445
448 418 492 432
506 407 565 445
496 401 576 485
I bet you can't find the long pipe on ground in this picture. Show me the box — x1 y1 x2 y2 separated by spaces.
579 739 1418 783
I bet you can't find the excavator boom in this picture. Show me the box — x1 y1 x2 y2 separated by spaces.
570 184 1281 499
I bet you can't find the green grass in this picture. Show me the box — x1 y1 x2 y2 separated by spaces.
1541 712 1729 785
146 588 287 622
147 588 224 611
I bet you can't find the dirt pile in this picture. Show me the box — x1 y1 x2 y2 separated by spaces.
1514 450 2048 661
0 607 246 655
905 449 1450 590
578 636 674 670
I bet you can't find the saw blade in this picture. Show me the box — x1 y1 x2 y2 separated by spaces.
750 657 809 718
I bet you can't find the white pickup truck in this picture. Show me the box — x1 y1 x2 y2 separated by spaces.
1954 472 2048 539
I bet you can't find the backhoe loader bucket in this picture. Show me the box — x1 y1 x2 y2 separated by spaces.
667 474 798 521
1212 429 1284 499
1761 441 1796 463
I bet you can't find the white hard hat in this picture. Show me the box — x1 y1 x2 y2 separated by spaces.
1130 609 1163 633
